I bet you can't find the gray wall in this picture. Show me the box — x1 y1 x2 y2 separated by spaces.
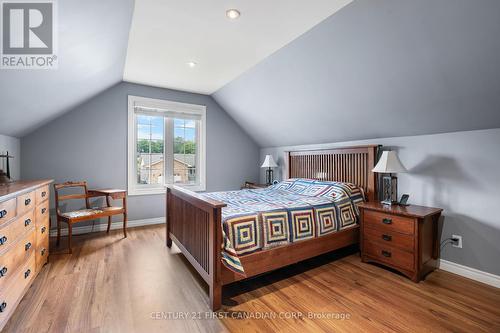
0 134 21 180
214 0 500 147
261 128 500 276
21 82 260 222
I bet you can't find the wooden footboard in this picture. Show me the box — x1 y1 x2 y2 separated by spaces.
166 185 225 310
166 185 360 311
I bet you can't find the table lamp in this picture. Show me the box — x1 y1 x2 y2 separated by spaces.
0 152 14 184
261 155 278 185
372 151 407 205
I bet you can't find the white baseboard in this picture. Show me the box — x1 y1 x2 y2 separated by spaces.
438 259 500 288
49 217 165 237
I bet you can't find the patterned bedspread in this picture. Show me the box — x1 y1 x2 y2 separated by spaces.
202 179 365 275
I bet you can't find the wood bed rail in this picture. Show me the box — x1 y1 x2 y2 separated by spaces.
166 185 225 310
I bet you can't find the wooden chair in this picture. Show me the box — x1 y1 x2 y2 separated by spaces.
54 181 127 253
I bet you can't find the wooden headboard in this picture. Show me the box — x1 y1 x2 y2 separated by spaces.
284 145 379 201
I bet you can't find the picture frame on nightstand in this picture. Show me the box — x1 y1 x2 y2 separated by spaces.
399 194 410 206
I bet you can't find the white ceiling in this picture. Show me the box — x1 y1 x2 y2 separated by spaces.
123 0 352 94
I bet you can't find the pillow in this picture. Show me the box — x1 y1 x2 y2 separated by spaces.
269 178 364 203
312 180 365 203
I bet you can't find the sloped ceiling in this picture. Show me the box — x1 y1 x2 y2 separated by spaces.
3 0 500 145
0 0 134 137
123 0 352 94
213 0 500 147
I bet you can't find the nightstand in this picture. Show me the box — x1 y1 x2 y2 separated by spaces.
241 181 268 189
358 202 443 282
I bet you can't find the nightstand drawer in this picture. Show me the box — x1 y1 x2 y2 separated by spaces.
364 240 414 272
363 210 414 235
364 226 414 252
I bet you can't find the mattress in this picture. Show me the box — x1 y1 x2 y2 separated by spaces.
202 178 365 275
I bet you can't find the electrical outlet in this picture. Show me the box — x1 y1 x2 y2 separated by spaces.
451 235 462 248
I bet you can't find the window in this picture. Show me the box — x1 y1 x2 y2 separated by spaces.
128 96 206 195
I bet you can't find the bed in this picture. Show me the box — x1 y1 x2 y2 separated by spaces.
166 145 379 310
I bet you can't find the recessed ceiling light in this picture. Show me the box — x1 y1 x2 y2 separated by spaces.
187 61 197 68
226 9 240 20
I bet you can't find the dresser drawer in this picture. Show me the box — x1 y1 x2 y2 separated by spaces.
35 211 49 273
0 199 16 226
363 210 415 235
0 254 35 326
36 236 49 273
364 225 414 252
0 232 35 292
364 240 415 272
35 185 50 205
16 191 36 216
0 211 35 253
36 213 49 247
35 200 50 223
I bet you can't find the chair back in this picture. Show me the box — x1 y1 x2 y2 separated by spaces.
53 181 90 214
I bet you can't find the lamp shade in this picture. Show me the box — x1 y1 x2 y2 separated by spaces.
372 151 407 173
261 155 278 168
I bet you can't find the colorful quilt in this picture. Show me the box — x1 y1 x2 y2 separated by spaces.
202 179 365 275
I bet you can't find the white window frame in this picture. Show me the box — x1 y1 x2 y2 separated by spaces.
127 95 207 196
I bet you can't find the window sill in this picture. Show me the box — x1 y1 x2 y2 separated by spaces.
128 184 206 196
128 187 166 196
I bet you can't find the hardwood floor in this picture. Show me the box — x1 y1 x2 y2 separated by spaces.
3 225 500 333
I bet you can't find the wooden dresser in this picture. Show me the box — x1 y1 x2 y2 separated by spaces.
359 202 442 282
0 180 52 330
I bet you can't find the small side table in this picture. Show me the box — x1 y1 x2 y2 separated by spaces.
241 182 268 189
88 188 128 237
358 202 442 282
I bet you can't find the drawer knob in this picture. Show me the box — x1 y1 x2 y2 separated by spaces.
0 236 7 245
381 250 392 257
24 269 31 279
382 234 392 241
25 242 32 251
25 198 31 206
41 191 47 197
41 208 47 214
41 226 46 233
25 218 32 226
382 218 392 225
0 267 7 277
0 210 7 218
0 302 6 313
41 248 46 256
